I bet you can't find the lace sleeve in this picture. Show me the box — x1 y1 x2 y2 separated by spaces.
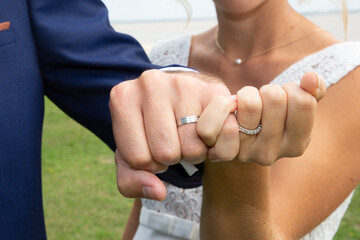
149 35 192 67
271 41 360 88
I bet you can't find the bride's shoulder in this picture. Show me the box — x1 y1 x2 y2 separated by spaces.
149 35 192 66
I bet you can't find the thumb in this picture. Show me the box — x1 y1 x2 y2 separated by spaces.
115 149 167 201
300 71 326 102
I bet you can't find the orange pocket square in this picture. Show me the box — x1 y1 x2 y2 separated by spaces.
0 21 10 31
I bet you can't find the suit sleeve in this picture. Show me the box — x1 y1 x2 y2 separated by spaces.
28 0 203 188
28 0 154 150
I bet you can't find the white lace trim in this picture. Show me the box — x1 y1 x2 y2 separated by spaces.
149 35 191 66
270 41 360 88
144 36 360 240
142 182 202 223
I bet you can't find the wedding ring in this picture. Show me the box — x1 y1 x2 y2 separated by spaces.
239 123 262 135
176 115 199 127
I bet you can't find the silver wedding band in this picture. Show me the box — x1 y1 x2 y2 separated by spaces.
239 124 262 135
176 115 199 127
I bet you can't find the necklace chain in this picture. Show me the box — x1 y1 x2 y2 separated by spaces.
215 27 326 65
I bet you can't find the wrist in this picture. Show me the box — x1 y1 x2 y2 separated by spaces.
201 161 273 239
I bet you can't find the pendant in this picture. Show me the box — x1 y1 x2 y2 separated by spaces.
234 58 242 65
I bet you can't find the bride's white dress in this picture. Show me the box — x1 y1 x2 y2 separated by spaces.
134 35 360 240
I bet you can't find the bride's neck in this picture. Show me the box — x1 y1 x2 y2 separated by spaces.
215 1 309 60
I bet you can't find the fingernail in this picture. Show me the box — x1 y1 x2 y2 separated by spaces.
208 157 221 163
142 186 155 199
230 95 237 101
314 72 321 93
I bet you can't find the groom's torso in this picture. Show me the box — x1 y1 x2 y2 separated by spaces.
0 0 50 239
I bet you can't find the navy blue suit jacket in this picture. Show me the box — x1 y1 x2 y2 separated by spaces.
0 0 201 238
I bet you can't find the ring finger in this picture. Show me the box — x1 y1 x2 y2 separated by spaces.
236 86 263 162
175 102 207 165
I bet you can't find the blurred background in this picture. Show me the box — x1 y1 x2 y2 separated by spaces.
42 1 360 239
103 0 360 51
103 0 360 22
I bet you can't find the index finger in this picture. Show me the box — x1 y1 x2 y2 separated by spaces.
109 79 167 173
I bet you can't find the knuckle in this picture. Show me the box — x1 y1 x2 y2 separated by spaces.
217 151 237 161
281 82 297 91
215 128 239 161
109 85 119 103
109 83 128 108
140 69 163 79
236 148 250 162
285 140 310 158
152 147 180 165
256 150 278 166
257 158 275 166
238 95 262 115
173 75 197 96
130 152 153 169
291 93 317 110
139 69 165 90
171 73 186 86
288 148 305 158
182 143 207 160
237 86 259 98
260 85 287 107
221 119 239 138
197 126 217 146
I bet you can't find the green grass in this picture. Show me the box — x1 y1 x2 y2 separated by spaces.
334 188 360 239
42 97 133 240
42 97 360 239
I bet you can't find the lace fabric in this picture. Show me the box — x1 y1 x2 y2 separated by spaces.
142 182 202 223
144 36 360 240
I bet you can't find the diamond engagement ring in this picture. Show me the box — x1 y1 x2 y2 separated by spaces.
239 124 262 135
176 115 200 127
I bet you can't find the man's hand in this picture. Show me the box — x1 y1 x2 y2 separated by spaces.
109 70 230 200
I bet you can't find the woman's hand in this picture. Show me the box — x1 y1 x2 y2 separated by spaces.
197 71 326 165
